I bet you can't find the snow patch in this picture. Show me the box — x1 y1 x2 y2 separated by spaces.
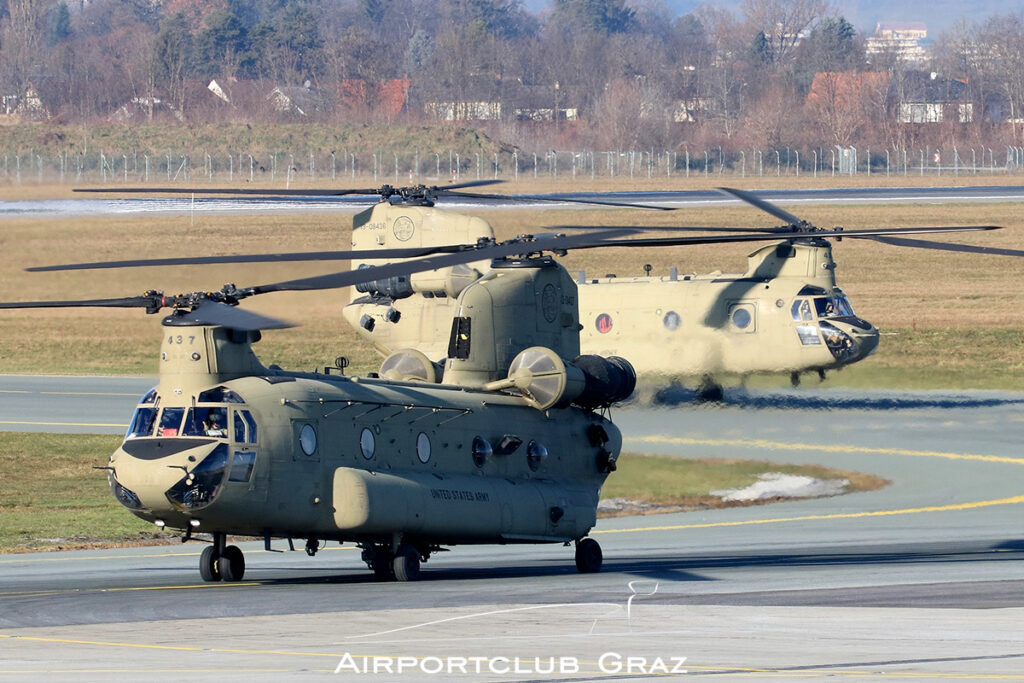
711 472 849 502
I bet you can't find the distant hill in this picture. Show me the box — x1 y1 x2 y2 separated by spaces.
523 0 1021 34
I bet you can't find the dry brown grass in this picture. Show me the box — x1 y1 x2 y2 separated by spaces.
0 190 1021 386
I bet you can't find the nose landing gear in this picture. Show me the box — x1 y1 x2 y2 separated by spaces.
199 532 246 582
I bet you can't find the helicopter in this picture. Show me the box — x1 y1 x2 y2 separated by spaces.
65 183 1023 400
5 216 999 583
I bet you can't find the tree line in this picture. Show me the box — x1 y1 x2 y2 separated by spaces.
1 0 1023 153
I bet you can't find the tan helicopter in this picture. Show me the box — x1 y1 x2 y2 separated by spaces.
11 213 995 583
338 186 1022 399
62 183 1017 401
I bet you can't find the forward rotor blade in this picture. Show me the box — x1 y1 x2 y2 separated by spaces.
27 244 483 272
860 235 1024 257
75 187 378 196
0 295 159 310
250 230 638 295
718 187 805 226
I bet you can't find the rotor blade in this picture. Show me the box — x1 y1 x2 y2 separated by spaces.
72 180 504 197
182 300 293 330
718 187 806 226
0 295 159 310
548 225 1001 250
435 179 505 191
250 229 638 295
859 235 1024 257
74 185 380 196
441 190 674 211
552 224 781 233
26 244 484 272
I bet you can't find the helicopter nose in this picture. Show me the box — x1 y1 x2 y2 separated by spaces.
851 324 880 360
819 318 880 365
109 439 225 515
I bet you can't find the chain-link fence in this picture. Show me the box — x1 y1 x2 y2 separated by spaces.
3 145 1024 185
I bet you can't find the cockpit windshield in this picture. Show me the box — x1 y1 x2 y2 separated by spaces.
814 294 855 318
792 293 855 322
126 387 255 441
182 407 229 437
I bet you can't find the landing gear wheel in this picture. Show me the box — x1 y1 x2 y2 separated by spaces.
199 545 221 582
218 545 245 582
392 544 421 582
575 538 603 573
696 375 724 402
367 546 394 580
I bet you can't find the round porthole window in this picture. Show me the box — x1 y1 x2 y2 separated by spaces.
417 432 431 463
299 424 317 456
472 436 492 468
663 310 681 331
731 307 752 329
360 427 375 459
527 440 548 472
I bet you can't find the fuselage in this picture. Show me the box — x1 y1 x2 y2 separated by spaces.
109 324 620 547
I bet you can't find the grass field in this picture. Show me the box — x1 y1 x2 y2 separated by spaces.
0 188 1021 388
0 432 884 554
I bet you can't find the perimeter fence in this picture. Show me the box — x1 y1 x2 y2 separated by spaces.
3 144 1024 185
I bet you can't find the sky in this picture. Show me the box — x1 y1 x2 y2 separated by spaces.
522 1 1024 36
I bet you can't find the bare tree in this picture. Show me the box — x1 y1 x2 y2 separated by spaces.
805 71 887 146
0 0 47 98
741 0 829 65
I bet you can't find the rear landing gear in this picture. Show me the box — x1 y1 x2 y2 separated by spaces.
362 542 428 581
696 374 724 402
199 533 246 582
392 544 421 582
575 537 603 573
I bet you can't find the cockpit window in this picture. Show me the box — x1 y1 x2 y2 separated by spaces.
156 407 185 437
791 299 814 322
182 407 228 437
814 295 855 318
139 388 158 404
198 386 245 404
234 412 245 442
126 407 157 439
242 410 258 444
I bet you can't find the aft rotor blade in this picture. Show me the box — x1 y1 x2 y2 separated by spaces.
250 230 638 295
718 187 806 226
554 224 780 233
72 179 504 197
27 244 484 272
861 235 1024 257
549 225 1001 250
443 190 674 211
75 187 378 196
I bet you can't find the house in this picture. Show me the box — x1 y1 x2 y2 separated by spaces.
508 84 578 122
268 82 333 117
418 79 579 123
2 82 51 120
892 71 972 123
331 78 410 118
805 71 891 108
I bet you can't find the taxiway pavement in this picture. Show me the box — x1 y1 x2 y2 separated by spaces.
1 376 1023 679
